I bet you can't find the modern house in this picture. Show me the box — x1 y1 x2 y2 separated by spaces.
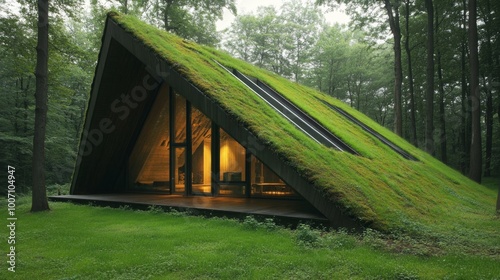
61 12 489 230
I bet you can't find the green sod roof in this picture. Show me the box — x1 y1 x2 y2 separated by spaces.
108 12 497 239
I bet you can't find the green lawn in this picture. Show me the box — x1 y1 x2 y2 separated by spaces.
1 197 498 279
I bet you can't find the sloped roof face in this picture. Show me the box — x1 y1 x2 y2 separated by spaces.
74 12 496 234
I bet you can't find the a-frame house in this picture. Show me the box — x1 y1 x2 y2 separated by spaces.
67 12 491 230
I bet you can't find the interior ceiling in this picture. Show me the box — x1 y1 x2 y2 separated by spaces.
131 91 213 183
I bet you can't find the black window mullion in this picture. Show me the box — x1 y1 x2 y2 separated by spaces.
211 123 220 196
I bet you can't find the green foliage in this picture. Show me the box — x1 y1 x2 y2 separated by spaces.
321 228 358 249
136 0 236 46
243 215 278 231
146 204 164 214
118 204 133 211
1 0 95 192
46 183 71 196
295 223 321 247
224 0 322 82
242 215 261 229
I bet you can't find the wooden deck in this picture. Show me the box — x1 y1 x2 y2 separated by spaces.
49 193 328 225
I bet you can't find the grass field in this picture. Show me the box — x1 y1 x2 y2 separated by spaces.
1 196 498 279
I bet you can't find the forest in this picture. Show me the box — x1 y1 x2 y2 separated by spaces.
0 0 499 194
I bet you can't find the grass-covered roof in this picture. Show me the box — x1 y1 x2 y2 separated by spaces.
107 12 497 242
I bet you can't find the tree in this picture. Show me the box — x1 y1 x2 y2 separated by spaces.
479 0 496 177
224 7 287 74
138 0 236 46
403 0 417 146
468 0 481 183
424 0 435 155
31 0 50 211
309 25 350 97
224 1 322 81
281 0 323 83
383 0 403 137
0 13 36 193
317 0 404 136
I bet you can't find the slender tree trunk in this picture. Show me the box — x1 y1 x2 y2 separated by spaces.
404 0 417 147
123 0 128 14
435 5 447 163
468 0 482 183
32 0 50 212
482 0 493 177
163 0 173 31
460 0 469 174
437 54 447 163
425 0 435 155
484 76 493 176
384 0 403 137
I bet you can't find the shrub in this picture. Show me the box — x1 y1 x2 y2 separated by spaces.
295 224 321 247
243 215 260 230
147 205 164 214
322 228 357 249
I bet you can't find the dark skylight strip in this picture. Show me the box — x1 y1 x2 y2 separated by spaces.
214 60 359 155
317 98 418 161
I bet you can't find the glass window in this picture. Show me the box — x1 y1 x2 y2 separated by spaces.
174 93 187 143
251 155 297 198
219 129 245 182
173 147 186 193
128 85 170 192
218 128 246 196
191 105 212 194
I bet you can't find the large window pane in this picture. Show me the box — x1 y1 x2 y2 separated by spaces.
128 85 170 192
191 106 211 194
251 155 297 198
218 129 246 196
174 93 186 143
219 129 245 182
173 147 186 193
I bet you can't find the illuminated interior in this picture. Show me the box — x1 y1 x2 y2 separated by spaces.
251 155 297 197
128 85 170 192
126 85 300 199
191 105 212 194
218 128 246 196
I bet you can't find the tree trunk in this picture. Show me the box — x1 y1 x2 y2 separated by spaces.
425 0 435 155
163 0 174 31
484 78 493 177
32 0 50 212
384 0 403 137
435 5 447 163
459 0 469 174
123 0 128 14
468 0 482 183
482 0 493 177
404 0 417 147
